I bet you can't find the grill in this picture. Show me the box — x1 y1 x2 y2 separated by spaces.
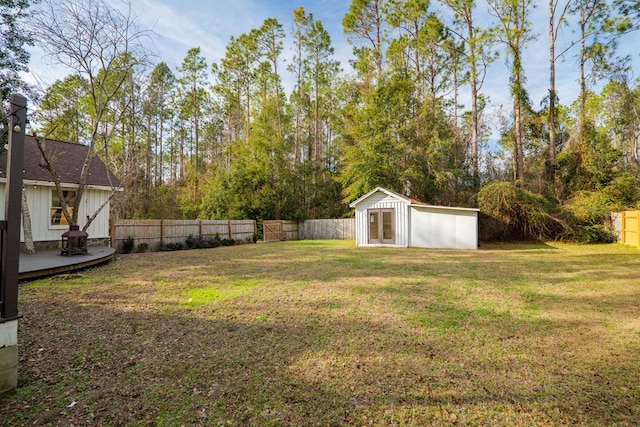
60 225 88 256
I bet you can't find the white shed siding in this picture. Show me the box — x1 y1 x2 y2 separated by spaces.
0 183 111 243
409 207 478 249
354 192 409 247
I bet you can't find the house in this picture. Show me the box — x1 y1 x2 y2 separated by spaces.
349 187 479 249
0 136 121 250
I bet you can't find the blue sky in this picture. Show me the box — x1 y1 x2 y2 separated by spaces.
26 0 638 129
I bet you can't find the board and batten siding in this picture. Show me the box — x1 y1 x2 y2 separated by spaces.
0 183 111 243
354 191 409 247
409 206 478 249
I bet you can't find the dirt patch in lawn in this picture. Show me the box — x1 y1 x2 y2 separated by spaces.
2 241 640 426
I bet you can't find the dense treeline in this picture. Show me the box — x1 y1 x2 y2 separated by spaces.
3 0 640 241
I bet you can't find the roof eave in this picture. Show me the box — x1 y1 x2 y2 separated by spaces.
349 186 411 207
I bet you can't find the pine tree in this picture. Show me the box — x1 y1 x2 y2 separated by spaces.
0 0 34 144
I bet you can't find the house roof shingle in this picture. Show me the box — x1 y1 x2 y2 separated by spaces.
0 135 120 188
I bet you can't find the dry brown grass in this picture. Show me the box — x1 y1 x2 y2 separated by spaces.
2 240 640 426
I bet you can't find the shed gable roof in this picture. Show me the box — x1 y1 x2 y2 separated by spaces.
349 186 479 212
0 135 121 188
349 186 412 207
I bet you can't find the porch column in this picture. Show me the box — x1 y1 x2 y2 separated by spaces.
1 94 26 394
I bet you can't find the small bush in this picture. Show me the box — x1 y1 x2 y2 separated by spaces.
121 236 135 254
185 234 196 249
165 242 184 251
561 224 617 244
137 242 149 253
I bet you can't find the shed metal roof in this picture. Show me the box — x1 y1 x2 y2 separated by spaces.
349 186 479 212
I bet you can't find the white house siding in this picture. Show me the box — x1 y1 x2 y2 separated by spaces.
0 183 111 243
409 206 478 249
354 192 409 247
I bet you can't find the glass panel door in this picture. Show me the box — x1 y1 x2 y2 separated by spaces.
367 208 394 244
381 210 394 243
368 210 380 242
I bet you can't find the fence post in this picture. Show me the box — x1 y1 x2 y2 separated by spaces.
109 218 114 247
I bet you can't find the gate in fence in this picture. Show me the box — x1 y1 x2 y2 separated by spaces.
263 220 300 242
263 220 285 242
620 210 640 248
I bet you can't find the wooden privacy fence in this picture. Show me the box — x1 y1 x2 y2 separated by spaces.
301 219 355 240
613 211 640 247
263 219 355 243
112 219 257 251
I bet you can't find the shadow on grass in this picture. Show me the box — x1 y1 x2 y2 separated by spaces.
478 241 559 250
3 277 640 426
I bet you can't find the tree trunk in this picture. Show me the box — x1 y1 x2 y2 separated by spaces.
467 17 480 189
513 49 525 183
548 0 557 164
579 9 587 149
514 97 525 183
193 84 199 193
21 191 35 254
146 114 152 216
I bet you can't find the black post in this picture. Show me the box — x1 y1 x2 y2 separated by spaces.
0 94 26 321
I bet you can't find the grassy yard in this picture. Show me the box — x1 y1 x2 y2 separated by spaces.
2 240 640 426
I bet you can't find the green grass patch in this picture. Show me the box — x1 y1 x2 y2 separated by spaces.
3 241 640 426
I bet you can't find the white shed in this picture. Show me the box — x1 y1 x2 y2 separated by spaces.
349 187 479 249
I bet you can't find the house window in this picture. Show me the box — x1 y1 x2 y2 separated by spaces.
367 208 395 244
51 190 76 226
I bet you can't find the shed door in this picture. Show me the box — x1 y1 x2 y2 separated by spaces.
368 208 395 244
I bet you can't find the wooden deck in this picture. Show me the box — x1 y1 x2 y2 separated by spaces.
18 245 116 280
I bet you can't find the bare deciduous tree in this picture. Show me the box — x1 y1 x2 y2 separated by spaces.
30 0 150 230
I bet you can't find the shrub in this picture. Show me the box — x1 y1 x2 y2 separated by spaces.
478 180 631 244
478 182 560 241
165 242 184 251
560 190 619 244
604 172 640 207
561 224 617 244
121 236 135 254
137 242 149 253
562 190 615 225
185 234 196 249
